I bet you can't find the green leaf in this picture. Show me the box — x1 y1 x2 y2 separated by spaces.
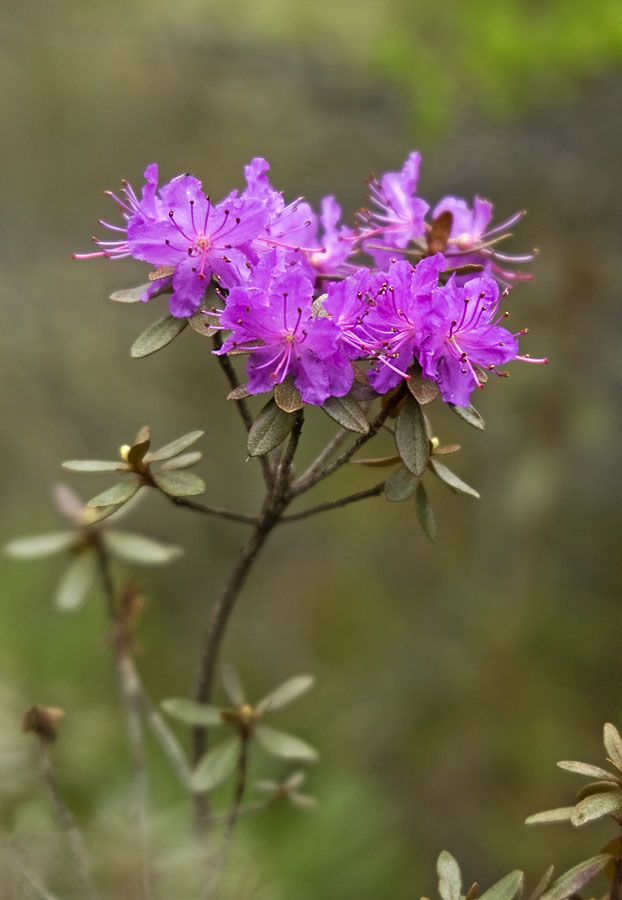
538 855 612 900
437 851 462 900
415 481 436 542
159 451 202 471
408 369 440 405
104 530 184 565
395 395 429 476
55 551 98 611
152 470 206 497
130 314 188 358
557 760 617 780
188 309 220 338
247 399 295 457
350 455 402 468
147 430 204 462
429 459 480 499
321 393 369 434
526 867 555 900
255 725 319 761
525 808 574 825
87 478 141 508
576 780 621 801
110 283 152 303
570 791 622 826
448 403 485 431
479 871 524 900
161 698 223 727
126 426 151 468
5 531 77 559
255 675 314 717
221 664 246 706
274 377 304 413
290 792 318 810
604 723 622 771
384 464 418 502
62 460 127 472
191 737 239 792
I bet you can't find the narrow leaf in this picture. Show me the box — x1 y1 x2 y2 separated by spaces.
557 760 617 780
350 455 402 468
384 464 418 502
104 531 184 565
429 459 480 499
525 808 574 825
55 551 98 611
604 723 622 771
290 792 318 810
395 395 429 476
538 855 611 900
437 851 462 900
221 664 245 706
274 377 304 413
152 470 206 497
147 430 204 462
255 725 319 761
526 867 555 900
87 478 141 508
415 481 436 542
53 484 85 523
127 427 151 468
5 532 76 559
188 309 220 338
479 871 524 900
227 385 251 400
247 399 295 457
191 737 239 792
408 370 440 405
448 403 485 431
159 451 202 471
576 781 621 801
62 460 127 472
161 698 223 727
322 394 369 434
110 283 151 303
255 675 314 717
570 791 622 826
130 314 188 358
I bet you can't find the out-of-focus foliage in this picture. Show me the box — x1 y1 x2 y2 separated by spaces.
2 0 622 898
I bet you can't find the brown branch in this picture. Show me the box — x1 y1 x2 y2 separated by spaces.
169 496 258 524
291 387 406 496
281 482 385 522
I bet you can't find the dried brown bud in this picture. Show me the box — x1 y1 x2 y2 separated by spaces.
22 705 65 742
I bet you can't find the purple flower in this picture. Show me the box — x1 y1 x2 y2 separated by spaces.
432 195 535 286
127 174 269 316
361 152 429 266
306 196 356 275
217 256 352 405
73 163 163 262
418 276 521 406
364 255 447 394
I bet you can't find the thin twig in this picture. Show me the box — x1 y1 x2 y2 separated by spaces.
281 482 385 522
212 334 273 489
39 745 100 900
94 542 154 900
275 410 304 498
292 388 406 496
169 496 258 524
293 427 350 489
130 673 192 790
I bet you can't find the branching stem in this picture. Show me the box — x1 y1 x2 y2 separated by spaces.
281 482 385 522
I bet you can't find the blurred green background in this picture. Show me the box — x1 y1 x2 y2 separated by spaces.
2 0 622 897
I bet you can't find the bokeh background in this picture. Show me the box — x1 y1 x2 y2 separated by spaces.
2 1 622 897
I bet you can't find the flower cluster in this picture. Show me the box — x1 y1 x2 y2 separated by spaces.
76 152 545 407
